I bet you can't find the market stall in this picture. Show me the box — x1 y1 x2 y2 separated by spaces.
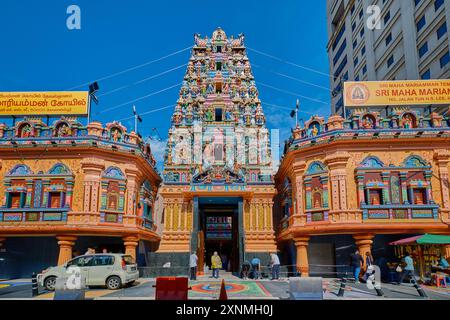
389 234 450 284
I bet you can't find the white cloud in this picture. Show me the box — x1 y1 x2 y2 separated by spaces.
149 139 167 165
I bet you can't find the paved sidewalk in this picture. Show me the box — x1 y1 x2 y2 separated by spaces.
2 277 450 300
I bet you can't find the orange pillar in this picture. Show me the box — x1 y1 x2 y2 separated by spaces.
123 236 139 261
57 235 77 266
294 237 310 277
353 234 374 269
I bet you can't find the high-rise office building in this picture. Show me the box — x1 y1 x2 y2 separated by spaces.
327 0 450 116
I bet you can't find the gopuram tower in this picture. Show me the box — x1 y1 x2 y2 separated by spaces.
156 28 277 274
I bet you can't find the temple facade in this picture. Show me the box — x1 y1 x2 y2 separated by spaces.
275 107 450 278
0 117 161 279
156 28 277 273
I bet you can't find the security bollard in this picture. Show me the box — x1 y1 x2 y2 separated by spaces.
31 272 39 297
337 278 346 297
412 280 428 298
374 285 384 297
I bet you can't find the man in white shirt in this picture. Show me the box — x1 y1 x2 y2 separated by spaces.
190 251 198 280
270 252 281 280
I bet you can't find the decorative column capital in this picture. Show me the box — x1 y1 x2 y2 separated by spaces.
80 158 105 174
324 151 350 169
353 234 374 246
123 235 139 245
294 236 310 247
56 235 77 247
292 160 307 176
434 149 450 165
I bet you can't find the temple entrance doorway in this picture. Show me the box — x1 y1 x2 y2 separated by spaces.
197 197 242 274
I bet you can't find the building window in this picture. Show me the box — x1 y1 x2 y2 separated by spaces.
354 57 359 66
362 65 367 74
421 69 431 79
441 51 450 68
216 46 222 53
415 0 422 6
419 42 428 58
417 16 426 32
333 40 347 66
216 62 222 71
385 33 392 46
49 192 64 208
387 55 394 68
384 11 391 25
437 22 447 40
9 192 24 208
215 108 223 122
361 46 366 55
435 0 444 11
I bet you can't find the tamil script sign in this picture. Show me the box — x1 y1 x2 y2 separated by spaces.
344 80 450 107
0 91 89 116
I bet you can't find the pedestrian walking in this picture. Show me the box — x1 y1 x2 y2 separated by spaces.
220 253 228 270
251 257 261 279
241 260 251 280
350 250 364 283
363 251 374 282
397 252 416 285
270 252 281 280
189 251 198 280
211 252 222 279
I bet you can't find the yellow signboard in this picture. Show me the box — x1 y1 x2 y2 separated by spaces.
344 80 450 107
0 91 89 116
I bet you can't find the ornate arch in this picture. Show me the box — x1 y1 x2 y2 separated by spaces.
102 166 126 180
306 161 327 175
403 155 428 168
7 164 33 176
48 163 72 175
359 156 385 168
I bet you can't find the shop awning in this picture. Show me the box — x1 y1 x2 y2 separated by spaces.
389 234 450 245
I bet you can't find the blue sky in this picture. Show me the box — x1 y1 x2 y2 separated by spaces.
0 0 331 166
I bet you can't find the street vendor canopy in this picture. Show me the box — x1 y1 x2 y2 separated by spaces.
389 234 450 245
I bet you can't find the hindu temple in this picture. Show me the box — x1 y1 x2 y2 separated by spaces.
152 28 277 274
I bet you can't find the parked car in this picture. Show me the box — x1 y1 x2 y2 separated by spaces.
37 253 139 291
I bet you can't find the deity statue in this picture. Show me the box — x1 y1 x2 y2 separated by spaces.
207 83 214 94
223 82 229 94
255 105 265 125
56 123 72 137
402 114 413 129
362 116 374 129
311 125 319 137
205 108 214 122
111 128 122 142
225 107 233 121
203 141 214 168
19 124 34 138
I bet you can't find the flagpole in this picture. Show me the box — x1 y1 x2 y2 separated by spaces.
133 105 138 133
296 99 299 128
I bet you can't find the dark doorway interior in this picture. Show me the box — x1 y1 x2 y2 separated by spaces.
198 197 241 273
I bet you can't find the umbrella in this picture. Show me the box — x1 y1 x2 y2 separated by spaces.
389 234 450 245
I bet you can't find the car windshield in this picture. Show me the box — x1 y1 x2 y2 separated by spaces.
122 255 135 265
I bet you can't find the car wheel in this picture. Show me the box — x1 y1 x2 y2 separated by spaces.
44 276 57 291
106 276 122 290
